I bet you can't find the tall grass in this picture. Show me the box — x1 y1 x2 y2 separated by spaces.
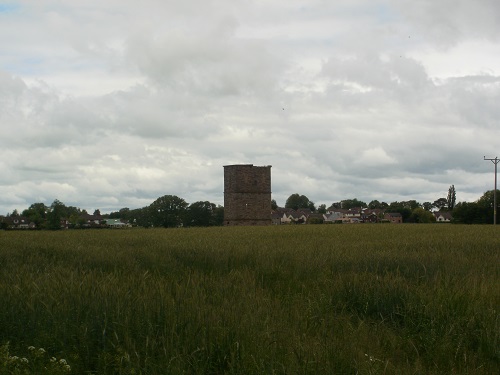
0 225 498 374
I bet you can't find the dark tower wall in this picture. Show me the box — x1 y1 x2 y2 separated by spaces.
223 164 272 226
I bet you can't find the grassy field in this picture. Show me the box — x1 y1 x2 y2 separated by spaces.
0 225 498 374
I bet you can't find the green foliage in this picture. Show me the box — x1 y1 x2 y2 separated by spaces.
307 216 324 224
213 205 224 226
9 209 20 217
271 199 278 210
128 207 152 228
447 185 457 210
0 226 498 374
368 200 388 209
433 197 448 211
452 202 488 224
285 193 315 211
0 220 7 230
46 200 66 230
149 195 188 228
422 201 433 211
186 201 220 227
22 203 48 228
387 202 413 222
453 190 500 224
409 207 436 223
341 198 367 209
477 189 500 209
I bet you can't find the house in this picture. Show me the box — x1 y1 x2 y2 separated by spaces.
384 212 403 223
60 219 70 229
80 213 104 226
363 209 384 223
324 212 343 223
323 208 363 223
105 219 129 228
271 208 299 224
434 211 453 222
287 211 307 224
271 208 320 224
271 212 282 225
2 216 36 229
297 208 313 216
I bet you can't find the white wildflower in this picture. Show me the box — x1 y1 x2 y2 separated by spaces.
28 346 35 351
38 348 46 354
59 358 67 365
20 357 29 364
50 357 57 362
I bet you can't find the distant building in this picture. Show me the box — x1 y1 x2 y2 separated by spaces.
223 164 272 226
434 211 453 222
105 219 129 228
384 212 403 223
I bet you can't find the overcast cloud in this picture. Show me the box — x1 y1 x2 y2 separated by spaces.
1 0 499 214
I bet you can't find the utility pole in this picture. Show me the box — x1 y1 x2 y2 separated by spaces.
483 156 499 225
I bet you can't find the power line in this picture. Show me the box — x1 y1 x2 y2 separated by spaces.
483 156 499 225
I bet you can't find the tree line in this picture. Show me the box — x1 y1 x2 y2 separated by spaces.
2 185 499 229
117 196 224 228
1 196 224 230
279 186 500 224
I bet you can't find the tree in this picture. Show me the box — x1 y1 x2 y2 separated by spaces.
109 208 130 219
46 199 66 230
317 204 327 214
22 202 48 228
409 208 436 223
433 198 448 211
128 207 152 228
400 200 421 210
329 202 342 209
214 205 224 226
66 206 82 218
108 211 120 219
285 194 315 211
477 189 500 224
452 202 488 224
447 185 456 210
452 190 500 224
368 200 388 209
387 202 412 222
68 213 82 228
422 202 433 211
149 195 188 228
185 201 219 227
271 199 278 210
341 198 367 209
477 189 499 208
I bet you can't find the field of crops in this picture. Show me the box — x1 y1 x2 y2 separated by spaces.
0 225 498 374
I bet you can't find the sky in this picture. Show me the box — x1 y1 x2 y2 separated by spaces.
1 0 499 214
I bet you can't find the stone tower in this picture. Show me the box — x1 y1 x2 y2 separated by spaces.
223 164 272 226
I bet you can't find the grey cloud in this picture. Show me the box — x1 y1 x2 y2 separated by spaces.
446 76 500 129
391 0 500 48
0 1 499 214
125 21 286 97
